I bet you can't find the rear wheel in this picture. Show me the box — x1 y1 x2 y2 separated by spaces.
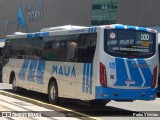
48 81 59 104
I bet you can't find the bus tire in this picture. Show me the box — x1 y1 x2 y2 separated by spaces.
48 81 59 104
89 100 108 107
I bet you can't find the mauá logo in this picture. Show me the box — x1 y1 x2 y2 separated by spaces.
24 0 43 22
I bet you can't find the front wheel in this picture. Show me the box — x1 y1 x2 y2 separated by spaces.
48 81 59 104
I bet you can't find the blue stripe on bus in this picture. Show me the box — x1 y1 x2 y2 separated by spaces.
91 28 94 33
138 27 148 32
82 63 93 94
82 63 86 92
115 58 128 86
88 28 91 33
127 26 136 30
42 32 49 37
115 25 125 29
93 27 97 33
86 63 90 93
27 34 33 38
137 60 152 86
27 60 38 82
88 27 97 33
34 33 41 38
89 63 93 94
36 60 45 84
127 60 143 86
18 59 30 80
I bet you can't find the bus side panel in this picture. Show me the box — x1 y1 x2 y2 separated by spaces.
77 63 94 100
42 61 64 96
3 59 17 84
42 61 96 100
77 28 101 100
2 64 11 84
16 59 26 89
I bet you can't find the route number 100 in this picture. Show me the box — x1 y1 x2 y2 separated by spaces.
141 34 149 41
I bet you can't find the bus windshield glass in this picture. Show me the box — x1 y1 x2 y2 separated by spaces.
104 29 156 58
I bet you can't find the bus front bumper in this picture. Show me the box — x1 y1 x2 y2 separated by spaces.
95 86 157 100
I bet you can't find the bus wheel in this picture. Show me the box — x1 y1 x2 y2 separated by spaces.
48 81 59 104
89 100 108 107
12 75 18 92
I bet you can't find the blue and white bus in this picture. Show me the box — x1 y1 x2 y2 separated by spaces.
2 24 158 106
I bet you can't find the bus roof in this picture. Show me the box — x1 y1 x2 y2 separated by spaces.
40 25 87 32
6 24 157 39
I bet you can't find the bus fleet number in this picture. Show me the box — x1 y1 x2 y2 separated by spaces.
141 34 149 41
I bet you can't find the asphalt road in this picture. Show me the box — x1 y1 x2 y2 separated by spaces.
0 93 80 120
0 83 160 120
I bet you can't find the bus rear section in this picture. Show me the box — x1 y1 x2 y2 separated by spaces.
96 26 158 101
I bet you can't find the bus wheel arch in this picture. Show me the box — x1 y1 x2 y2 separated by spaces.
9 71 15 84
48 77 59 104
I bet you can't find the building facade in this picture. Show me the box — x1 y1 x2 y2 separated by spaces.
0 0 92 38
117 0 160 27
91 0 118 25
92 0 160 27
0 0 160 38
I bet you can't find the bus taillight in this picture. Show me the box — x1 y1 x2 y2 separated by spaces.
100 62 107 87
152 65 158 88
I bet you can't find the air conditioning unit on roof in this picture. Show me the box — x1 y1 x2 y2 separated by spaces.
40 25 87 32
13 32 26 35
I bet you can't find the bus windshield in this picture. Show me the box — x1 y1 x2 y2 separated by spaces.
104 29 156 58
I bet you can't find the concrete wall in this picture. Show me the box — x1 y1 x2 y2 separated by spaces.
0 0 92 38
117 0 160 27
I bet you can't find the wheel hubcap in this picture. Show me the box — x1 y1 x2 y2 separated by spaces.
50 85 56 100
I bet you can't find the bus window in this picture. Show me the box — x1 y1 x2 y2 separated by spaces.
76 33 97 63
25 39 34 59
18 39 27 59
33 38 43 60
53 36 67 61
43 36 54 60
10 39 19 58
66 35 78 61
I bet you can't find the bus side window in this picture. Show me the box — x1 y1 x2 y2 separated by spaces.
86 34 97 62
10 39 19 59
77 33 97 63
25 38 34 59
52 36 67 61
18 38 27 59
43 36 54 61
66 35 78 61
33 37 43 60
3 40 11 65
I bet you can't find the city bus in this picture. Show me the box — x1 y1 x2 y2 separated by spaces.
2 24 158 106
